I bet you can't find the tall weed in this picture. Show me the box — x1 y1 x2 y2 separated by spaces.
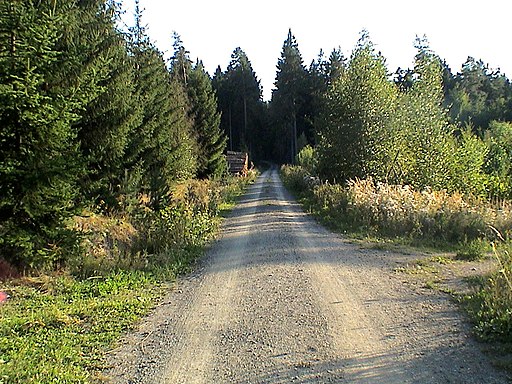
282 165 512 243
464 241 512 341
70 175 254 275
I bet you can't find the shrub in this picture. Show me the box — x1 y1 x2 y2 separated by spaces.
465 242 512 341
456 238 488 261
70 176 254 275
280 165 310 194
296 145 318 176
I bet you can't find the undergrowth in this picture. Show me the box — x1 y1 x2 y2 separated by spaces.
0 173 256 383
281 165 512 244
461 241 512 343
281 164 512 344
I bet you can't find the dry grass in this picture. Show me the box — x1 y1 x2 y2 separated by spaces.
311 176 512 243
68 175 255 276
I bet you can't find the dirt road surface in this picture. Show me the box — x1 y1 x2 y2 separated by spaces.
105 167 509 383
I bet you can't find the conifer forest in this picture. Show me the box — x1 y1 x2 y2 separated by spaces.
3 2 512 382
2 1 512 273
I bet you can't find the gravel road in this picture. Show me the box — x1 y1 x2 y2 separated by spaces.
105 167 509 383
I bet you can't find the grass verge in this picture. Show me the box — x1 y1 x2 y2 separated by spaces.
0 173 256 384
0 270 161 383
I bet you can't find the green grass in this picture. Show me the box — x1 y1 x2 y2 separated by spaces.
0 270 162 383
459 243 512 344
456 238 490 261
0 174 256 383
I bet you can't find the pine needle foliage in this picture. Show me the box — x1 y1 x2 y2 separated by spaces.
0 1 91 268
187 62 227 179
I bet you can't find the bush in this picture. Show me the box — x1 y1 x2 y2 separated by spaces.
280 165 310 194
464 242 512 341
296 145 318 176
70 176 254 275
456 238 489 261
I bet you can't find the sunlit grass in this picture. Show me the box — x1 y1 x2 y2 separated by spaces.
0 271 158 383
0 173 257 383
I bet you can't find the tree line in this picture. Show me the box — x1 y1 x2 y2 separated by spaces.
0 0 226 268
2 1 512 269
265 30 512 200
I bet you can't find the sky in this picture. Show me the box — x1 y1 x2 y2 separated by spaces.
121 0 511 101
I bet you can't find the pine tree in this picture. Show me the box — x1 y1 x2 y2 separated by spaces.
188 62 227 178
272 29 310 163
447 57 512 131
212 48 263 157
170 32 193 86
326 47 346 84
0 0 95 267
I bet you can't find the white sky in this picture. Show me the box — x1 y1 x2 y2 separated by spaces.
121 0 511 101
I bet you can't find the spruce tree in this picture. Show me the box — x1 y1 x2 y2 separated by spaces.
272 29 309 163
188 62 227 178
0 0 94 267
127 24 197 205
75 0 142 206
225 48 262 153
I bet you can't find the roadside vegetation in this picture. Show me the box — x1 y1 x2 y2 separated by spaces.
0 174 255 384
3 0 512 381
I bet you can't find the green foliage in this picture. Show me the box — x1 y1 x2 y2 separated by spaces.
128 35 198 204
0 0 90 268
463 242 512 341
316 33 491 198
456 238 488 261
280 165 310 193
484 121 512 199
187 62 227 179
296 145 318 176
450 127 488 197
391 39 455 190
316 31 397 182
271 29 312 163
134 180 222 258
213 47 267 160
281 166 512 244
447 57 512 130
76 1 142 204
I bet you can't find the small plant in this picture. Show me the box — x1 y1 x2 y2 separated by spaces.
296 145 318 175
0 271 158 383
463 241 512 342
456 239 489 261
280 165 310 194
